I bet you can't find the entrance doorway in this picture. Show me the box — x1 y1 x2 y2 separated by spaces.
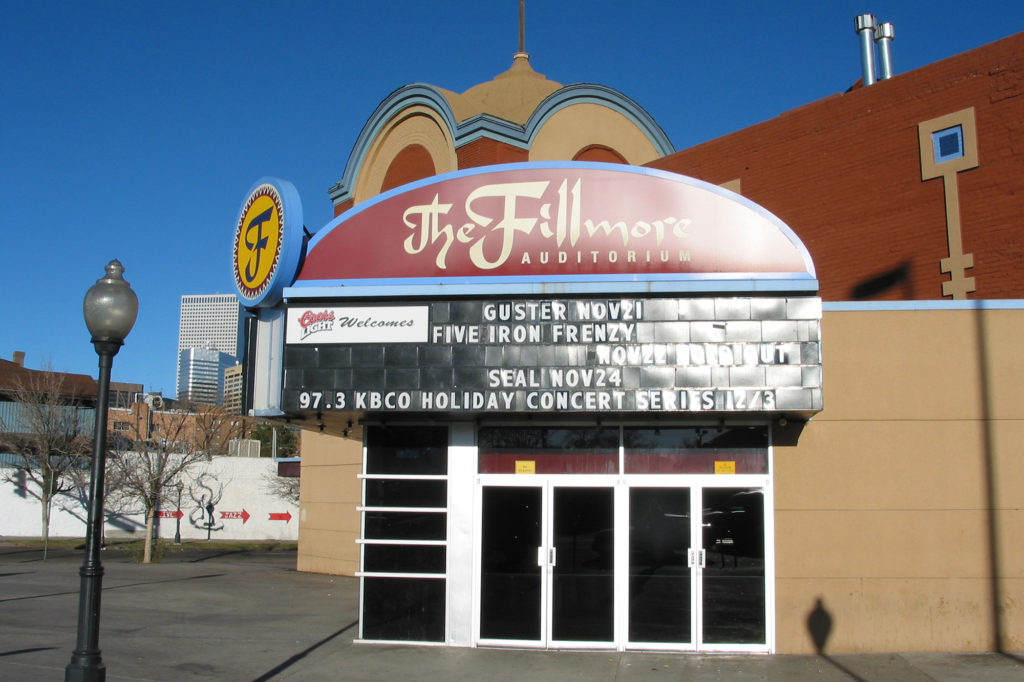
628 484 767 649
477 479 769 651
478 481 616 647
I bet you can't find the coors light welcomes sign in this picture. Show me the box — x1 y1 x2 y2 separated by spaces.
295 162 815 285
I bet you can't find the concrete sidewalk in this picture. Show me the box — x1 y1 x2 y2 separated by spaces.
1 543 1022 681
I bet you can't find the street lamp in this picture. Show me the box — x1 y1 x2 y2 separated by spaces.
66 260 138 682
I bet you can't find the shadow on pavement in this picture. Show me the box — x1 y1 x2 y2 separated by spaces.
0 572 225 603
252 620 358 682
0 647 57 658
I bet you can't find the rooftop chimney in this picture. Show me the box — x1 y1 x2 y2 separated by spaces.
855 14 878 86
874 21 895 80
12 351 25 367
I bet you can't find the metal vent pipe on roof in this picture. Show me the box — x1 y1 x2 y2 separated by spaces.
855 14 878 86
875 21 895 80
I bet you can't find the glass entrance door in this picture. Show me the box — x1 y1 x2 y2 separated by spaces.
479 480 769 651
550 486 615 644
628 487 693 645
479 482 615 647
700 487 767 647
479 485 543 641
627 484 768 651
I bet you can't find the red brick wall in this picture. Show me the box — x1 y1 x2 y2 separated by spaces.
333 198 353 218
574 144 628 163
456 138 528 169
647 33 1024 301
381 144 436 193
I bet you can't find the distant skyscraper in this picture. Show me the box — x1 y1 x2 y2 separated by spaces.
223 363 244 415
176 294 244 400
177 348 235 406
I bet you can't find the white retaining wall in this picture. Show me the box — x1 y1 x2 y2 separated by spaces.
1 456 298 542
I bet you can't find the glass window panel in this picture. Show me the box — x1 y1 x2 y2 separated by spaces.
362 577 445 642
479 426 619 474
480 486 542 641
932 125 964 163
365 479 447 508
366 425 447 475
629 487 691 643
624 426 768 474
551 487 615 642
363 544 446 574
364 511 447 541
701 487 766 645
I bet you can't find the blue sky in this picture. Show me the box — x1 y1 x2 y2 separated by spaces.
2 1 1020 395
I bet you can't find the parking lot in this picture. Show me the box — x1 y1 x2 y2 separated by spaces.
1 542 1022 681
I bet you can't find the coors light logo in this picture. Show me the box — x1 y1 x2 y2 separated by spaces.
287 306 430 345
298 310 335 340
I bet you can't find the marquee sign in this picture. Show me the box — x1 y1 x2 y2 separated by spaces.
281 296 823 417
292 162 816 294
232 177 304 308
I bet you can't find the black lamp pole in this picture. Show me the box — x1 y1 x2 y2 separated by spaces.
174 482 182 545
66 260 138 682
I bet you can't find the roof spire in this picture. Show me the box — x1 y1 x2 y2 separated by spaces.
517 0 526 57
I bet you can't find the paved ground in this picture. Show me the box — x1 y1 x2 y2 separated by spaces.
1 542 1022 681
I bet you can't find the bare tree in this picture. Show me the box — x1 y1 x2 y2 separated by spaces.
106 409 210 563
262 469 300 504
0 366 92 558
191 404 248 456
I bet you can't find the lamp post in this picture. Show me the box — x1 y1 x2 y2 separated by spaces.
66 260 138 682
174 481 182 545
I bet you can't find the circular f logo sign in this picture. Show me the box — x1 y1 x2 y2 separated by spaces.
232 178 303 308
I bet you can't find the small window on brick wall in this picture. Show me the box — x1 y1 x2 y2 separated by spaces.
932 125 964 163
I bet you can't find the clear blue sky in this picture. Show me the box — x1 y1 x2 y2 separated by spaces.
2 1 1020 395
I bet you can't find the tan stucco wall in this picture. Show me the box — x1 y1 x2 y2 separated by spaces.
353 106 458 206
296 430 362 575
775 307 1024 653
291 306 1023 653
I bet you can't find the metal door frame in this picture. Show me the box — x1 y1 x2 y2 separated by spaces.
620 475 774 653
474 475 619 649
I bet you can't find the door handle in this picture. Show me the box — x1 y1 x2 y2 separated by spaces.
699 549 706 568
537 547 545 567
688 548 695 568
549 547 557 567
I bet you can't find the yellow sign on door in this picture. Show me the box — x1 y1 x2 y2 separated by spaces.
515 460 536 474
714 461 736 475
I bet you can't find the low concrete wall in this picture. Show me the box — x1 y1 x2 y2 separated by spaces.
0 456 298 542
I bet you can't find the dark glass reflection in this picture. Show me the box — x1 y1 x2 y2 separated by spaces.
624 426 769 474
364 511 446 540
366 425 448 475
480 486 542 640
362 577 445 641
479 426 620 474
624 425 768 452
479 426 619 455
363 544 446 573
701 487 766 644
629 488 692 643
365 479 447 508
551 487 614 642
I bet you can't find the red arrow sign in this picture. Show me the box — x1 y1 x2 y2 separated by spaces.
157 510 183 519
220 509 250 524
268 511 292 523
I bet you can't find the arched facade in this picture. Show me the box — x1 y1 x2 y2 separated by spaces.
328 54 673 215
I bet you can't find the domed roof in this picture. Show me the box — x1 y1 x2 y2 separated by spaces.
440 52 562 126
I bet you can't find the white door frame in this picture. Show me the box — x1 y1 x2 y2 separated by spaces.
473 473 774 652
